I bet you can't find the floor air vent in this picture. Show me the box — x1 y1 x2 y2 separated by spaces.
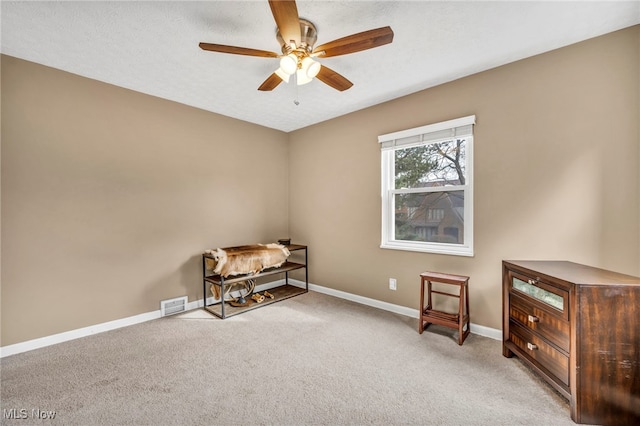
160 296 188 317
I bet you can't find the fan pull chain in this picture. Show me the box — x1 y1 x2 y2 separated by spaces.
293 73 300 106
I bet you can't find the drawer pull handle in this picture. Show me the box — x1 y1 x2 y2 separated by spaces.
527 342 538 351
527 315 539 323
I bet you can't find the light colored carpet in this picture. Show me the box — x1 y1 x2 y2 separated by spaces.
0 291 574 425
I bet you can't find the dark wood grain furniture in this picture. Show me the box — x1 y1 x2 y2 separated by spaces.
503 260 640 425
202 244 308 319
419 271 470 345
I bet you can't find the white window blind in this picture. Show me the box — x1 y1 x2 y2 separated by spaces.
379 115 475 150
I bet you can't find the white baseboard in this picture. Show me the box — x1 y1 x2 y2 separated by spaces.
0 310 163 358
1 279 500 358
468 323 502 340
288 278 502 341
0 281 292 358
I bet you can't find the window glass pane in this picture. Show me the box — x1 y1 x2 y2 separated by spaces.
394 139 466 189
394 191 464 244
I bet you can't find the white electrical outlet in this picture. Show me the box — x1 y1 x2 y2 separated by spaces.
389 278 397 290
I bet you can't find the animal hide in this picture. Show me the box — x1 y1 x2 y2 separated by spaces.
204 243 290 278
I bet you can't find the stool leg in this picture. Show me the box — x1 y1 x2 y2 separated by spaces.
458 284 464 345
465 281 470 329
419 278 425 334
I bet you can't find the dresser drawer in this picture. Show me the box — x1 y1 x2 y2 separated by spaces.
510 293 570 352
509 321 569 386
509 271 569 320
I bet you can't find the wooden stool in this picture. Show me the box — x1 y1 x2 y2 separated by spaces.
419 271 470 345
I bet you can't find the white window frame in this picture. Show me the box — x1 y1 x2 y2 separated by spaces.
379 115 475 256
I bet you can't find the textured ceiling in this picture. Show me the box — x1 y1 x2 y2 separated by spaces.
2 1 639 132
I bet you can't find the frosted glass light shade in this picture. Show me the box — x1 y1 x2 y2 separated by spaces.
275 68 290 83
296 69 312 85
279 54 298 75
301 57 321 78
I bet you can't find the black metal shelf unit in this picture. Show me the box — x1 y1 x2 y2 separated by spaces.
202 244 308 319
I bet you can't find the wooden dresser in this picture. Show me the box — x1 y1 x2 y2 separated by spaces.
502 260 640 425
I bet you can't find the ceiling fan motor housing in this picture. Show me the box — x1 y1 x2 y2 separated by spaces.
276 19 317 54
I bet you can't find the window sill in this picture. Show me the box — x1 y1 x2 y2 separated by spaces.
380 242 474 257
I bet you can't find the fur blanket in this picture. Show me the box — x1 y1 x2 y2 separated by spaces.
204 243 290 278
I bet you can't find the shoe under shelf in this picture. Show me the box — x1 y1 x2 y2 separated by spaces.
203 283 307 318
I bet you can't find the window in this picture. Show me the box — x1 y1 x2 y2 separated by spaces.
428 209 444 221
379 115 475 256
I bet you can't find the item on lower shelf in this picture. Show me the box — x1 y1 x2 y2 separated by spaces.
229 295 249 307
211 280 255 303
263 290 275 299
251 293 265 303
278 238 291 245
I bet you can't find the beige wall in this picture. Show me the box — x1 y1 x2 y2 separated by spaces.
289 26 640 330
1 56 289 346
2 26 639 347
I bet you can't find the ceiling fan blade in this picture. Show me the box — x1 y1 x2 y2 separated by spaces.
199 43 279 58
316 66 353 91
312 26 394 58
258 73 284 91
269 0 301 47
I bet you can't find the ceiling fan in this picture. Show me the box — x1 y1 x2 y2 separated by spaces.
199 0 394 92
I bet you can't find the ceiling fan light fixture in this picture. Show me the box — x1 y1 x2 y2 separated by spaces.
279 53 298 75
300 56 321 79
200 2 394 93
296 68 313 85
275 68 290 83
